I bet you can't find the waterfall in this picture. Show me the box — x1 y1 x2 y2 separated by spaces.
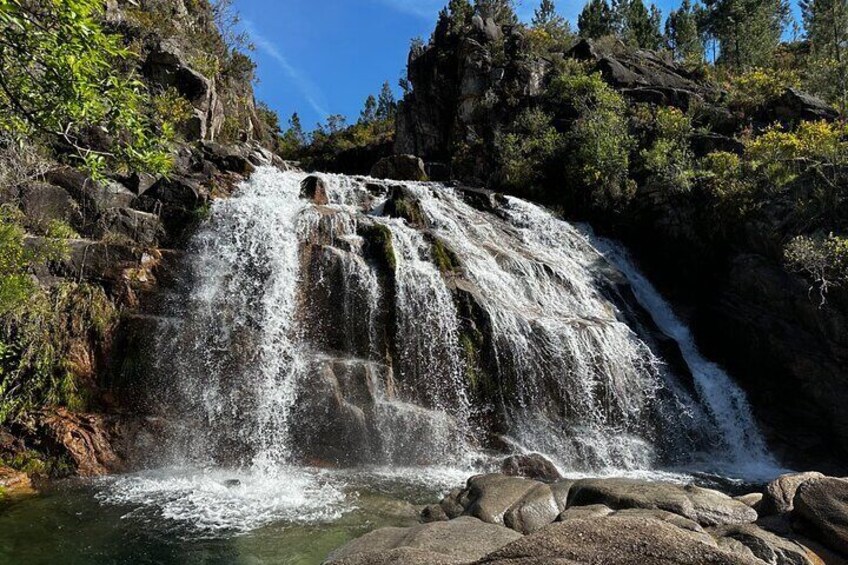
149 166 774 478
588 234 779 477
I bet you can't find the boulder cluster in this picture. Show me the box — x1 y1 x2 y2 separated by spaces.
326 466 848 564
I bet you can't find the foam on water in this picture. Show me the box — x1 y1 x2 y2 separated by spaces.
98 467 347 537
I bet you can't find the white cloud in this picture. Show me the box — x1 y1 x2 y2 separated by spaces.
244 20 329 119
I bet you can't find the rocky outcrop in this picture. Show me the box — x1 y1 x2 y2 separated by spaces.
370 155 427 181
331 472 842 564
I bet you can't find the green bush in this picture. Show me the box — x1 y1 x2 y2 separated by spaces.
641 107 695 193
496 108 562 192
0 0 172 176
549 69 636 210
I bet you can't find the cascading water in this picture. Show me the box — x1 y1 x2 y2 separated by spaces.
104 166 779 535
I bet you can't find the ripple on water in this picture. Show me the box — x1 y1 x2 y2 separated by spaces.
96 467 348 538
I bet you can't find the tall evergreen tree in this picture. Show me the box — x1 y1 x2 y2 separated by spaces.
533 0 558 26
702 0 790 69
801 0 848 111
376 82 397 121
359 95 377 124
617 0 663 49
475 0 519 24
665 0 705 61
578 0 615 38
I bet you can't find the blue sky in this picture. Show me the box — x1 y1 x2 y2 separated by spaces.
235 0 802 131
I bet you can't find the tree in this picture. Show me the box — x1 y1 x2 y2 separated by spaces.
701 0 791 69
474 0 518 24
376 82 397 121
800 0 848 111
616 0 664 49
578 0 615 39
278 113 306 157
665 0 705 62
359 95 378 124
447 0 475 34
0 0 171 176
533 0 558 26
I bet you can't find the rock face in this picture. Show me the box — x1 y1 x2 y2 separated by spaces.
793 478 848 555
34 408 121 477
325 516 522 564
370 155 427 181
0 466 33 497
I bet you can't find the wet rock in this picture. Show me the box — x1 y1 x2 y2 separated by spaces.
325 516 522 564
761 472 825 516
500 453 562 483
35 408 121 477
479 515 758 565
793 477 848 555
0 466 33 497
223 479 241 488
503 481 573 534
710 523 825 565
300 175 329 205
567 478 758 526
370 155 427 181
44 167 135 225
463 474 540 525
614 508 706 535
120 172 159 196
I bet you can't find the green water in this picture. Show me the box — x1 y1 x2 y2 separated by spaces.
0 468 459 565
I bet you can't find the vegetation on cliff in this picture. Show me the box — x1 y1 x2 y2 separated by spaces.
0 0 277 473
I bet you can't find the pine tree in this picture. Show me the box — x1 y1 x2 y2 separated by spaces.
617 0 663 49
376 82 397 121
475 0 518 24
801 0 848 111
533 0 558 26
449 0 475 32
702 0 790 69
288 113 306 145
665 0 705 61
359 95 377 124
578 0 615 38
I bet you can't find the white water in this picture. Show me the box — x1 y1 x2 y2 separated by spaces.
588 233 783 479
107 167 778 535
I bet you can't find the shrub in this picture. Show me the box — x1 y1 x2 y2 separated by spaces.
728 68 801 110
785 233 848 304
549 70 636 210
496 108 562 192
641 107 695 193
